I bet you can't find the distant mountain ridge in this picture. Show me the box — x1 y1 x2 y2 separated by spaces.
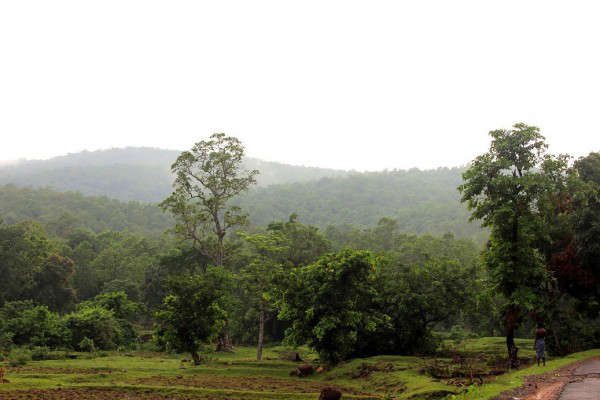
0 147 485 242
0 147 348 202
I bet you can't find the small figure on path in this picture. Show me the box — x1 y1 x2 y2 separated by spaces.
534 324 546 366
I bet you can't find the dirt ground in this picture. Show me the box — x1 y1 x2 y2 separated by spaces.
133 375 369 395
0 388 230 400
493 356 600 400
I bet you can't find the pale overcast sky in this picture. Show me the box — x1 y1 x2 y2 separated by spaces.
0 1 598 171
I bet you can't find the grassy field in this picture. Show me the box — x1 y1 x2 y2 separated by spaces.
0 338 596 400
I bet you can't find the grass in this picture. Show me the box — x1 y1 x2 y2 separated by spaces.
0 338 597 400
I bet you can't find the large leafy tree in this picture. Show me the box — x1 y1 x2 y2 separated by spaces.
278 249 384 365
459 123 567 368
160 133 259 266
160 133 258 352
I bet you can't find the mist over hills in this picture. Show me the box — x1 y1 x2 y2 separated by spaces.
0 147 347 202
0 147 484 242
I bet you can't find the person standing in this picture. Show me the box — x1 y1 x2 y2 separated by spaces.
534 325 546 366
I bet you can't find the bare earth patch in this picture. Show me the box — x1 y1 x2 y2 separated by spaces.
0 389 230 400
6 367 123 375
134 375 369 395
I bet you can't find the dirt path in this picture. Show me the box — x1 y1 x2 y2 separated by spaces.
494 356 600 400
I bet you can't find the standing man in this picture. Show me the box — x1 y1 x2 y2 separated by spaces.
534 324 546 366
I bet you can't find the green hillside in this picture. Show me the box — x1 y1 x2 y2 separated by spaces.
0 148 484 241
237 167 485 242
0 184 172 236
0 147 346 201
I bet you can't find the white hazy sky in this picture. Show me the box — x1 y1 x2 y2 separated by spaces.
1 1 599 171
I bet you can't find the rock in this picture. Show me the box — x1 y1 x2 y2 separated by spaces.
319 387 342 400
279 351 303 362
291 364 315 377
297 364 314 377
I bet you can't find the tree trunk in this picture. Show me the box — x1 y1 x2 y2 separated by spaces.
191 350 201 365
216 321 234 352
257 301 265 361
215 234 224 266
505 306 520 370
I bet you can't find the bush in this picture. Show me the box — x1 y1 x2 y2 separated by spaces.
76 292 141 348
30 346 69 361
65 306 122 350
31 346 50 360
0 332 14 351
0 302 69 348
79 337 96 353
8 347 32 367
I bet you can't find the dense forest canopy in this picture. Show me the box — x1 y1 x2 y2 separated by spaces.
0 185 172 236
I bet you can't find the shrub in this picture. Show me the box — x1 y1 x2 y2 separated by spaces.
65 306 121 350
8 347 32 367
0 302 69 348
31 346 50 360
0 332 14 351
79 337 96 353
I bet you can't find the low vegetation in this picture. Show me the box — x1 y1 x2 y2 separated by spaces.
0 339 572 400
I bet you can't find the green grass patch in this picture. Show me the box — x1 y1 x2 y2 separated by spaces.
1 339 597 400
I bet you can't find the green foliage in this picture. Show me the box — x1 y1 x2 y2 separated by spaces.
459 124 561 303
7 347 32 367
30 254 77 312
237 167 486 243
2 157 487 245
0 220 52 305
372 257 476 355
67 230 165 301
0 301 69 348
64 306 122 350
78 291 142 321
266 214 332 267
458 123 575 366
160 133 259 266
278 249 383 365
77 291 142 347
154 267 231 364
0 184 173 236
78 337 96 353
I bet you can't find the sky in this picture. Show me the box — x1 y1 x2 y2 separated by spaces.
1 1 599 171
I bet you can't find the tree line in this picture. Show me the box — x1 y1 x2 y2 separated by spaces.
1 128 598 368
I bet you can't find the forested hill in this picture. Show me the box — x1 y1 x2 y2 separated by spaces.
0 148 485 242
0 147 347 201
0 184 172 236
236 167 486 243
